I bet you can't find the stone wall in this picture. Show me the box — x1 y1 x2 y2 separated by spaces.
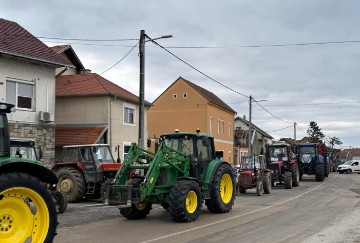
8 122 55 168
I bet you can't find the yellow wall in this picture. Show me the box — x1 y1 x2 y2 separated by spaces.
148 78 234 163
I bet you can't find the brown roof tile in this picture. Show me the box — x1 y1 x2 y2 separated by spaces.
56 73 151 106
0 18 71 66
182 77 236 114
55 126 106 146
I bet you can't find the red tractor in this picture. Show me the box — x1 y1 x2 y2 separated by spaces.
52 144 121 202
265 142 299 189
237 155 271 196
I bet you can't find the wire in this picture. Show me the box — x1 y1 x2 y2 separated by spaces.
269 125 293 133
265 101 360 107
253 99 293 124
37 36 138 42
148 38 249 98
296 124 307 136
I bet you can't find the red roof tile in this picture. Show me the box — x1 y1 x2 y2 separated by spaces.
56 126 106 146
56 73 151 106
0 18 71 66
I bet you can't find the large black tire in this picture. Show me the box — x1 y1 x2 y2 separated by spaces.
120 178 152 219
315 164 325 181
256 181 264 196
325 163 329 177
292 164 300 187
167 180 202 222
263 172 271 194
205 164 235 213
55 191 68 214
0 173 58 243
56 167 86 203
283 171 293 189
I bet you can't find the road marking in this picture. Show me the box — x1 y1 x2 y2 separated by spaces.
81 204 118 208
141 182 326 243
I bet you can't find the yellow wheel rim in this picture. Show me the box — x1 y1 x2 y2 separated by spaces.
186 191 197 214
0 187 50 243
220 174 233 204
135 202 147 210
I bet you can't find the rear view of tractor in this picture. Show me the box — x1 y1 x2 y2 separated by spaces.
0 103 58 243
52 144 121 202
237 155 271 196
296 143 329 181
106 129 235 222
265 142 299 189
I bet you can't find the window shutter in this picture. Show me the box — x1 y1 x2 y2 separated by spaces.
6 81 16 105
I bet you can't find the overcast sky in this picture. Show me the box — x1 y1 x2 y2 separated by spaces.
2 0 359 148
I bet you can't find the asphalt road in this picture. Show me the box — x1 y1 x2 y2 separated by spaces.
55 173 360 243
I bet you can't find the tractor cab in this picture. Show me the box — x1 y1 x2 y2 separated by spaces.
160 130 215 179
10 138 39 160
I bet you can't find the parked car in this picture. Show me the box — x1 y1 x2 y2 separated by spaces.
337 160 360 174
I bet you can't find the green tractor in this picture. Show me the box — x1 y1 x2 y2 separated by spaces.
0 103 58 243
106 129 236 222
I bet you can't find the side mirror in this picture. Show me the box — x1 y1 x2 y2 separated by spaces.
215 150 223 159
38 146 43 160
147 138 151 148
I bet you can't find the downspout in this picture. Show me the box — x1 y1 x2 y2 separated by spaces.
109 92 116 152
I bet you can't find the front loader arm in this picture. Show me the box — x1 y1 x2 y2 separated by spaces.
140 142 191 201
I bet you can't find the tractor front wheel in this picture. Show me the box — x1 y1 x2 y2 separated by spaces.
55 167 86 203
168 180 202 222
120 202 152 219
283 171 293 189
256 181 264 196
315 164 325 181
263 172 271 194
292 164 300 187
55 191 68 214
239 186 246 194
0 173 58 243
205 164 235 213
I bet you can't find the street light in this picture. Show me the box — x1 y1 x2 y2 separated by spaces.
138 30 173 148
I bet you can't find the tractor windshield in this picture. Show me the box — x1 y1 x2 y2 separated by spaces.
269 146 289 161
240 156 260 170
10 146 37 160
298 146 316 163
164 136 194 156
90 146 114 163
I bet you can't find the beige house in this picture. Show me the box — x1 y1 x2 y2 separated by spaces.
148 77 236 163
0 18 71 166
52 45 151 162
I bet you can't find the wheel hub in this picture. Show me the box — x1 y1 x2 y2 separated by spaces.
60 179 73 193
0 215 13 233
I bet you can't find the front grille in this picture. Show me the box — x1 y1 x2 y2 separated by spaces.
241 175 251 184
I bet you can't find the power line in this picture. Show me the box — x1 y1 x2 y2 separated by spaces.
264 101 360 107
148 38 249 99
296 124 307 136
37 36 138 42
269 125 293 133
253 99 293 124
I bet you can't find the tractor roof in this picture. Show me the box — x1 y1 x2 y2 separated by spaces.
161 131 213 139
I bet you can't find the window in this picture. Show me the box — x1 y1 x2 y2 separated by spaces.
210 116 213 133
6 80 34 110
229 123 231 137
217 119 221 134
124 107 134 124
173 94 177 99
123 144 132 160
221 120 225 134
183 93 187 98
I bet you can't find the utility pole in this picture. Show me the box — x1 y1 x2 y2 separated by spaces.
248 95 252 155
138 30 145 148
294 122 297 143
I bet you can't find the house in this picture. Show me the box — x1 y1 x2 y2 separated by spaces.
55 72 151 162
234 116 273 164
0 18 71 166
339 148 360 162
148 77 236 163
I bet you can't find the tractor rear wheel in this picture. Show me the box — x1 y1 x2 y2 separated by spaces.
205 164 235 213
120 179 152 219
292 164 300 187
263 172 271 194
283 171 293 189
56 167 86 203
168 180 202 222
315 164 325 181
0 173 57 243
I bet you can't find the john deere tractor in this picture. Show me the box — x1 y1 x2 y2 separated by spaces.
0 103 58 243
106 129 236 222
